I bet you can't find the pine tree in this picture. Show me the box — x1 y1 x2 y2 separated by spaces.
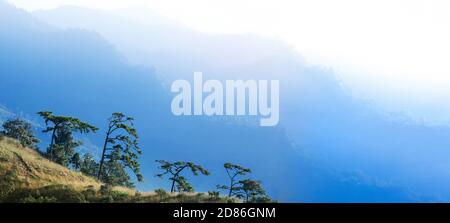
156 160 209 193
236 179 266 203
71 153 81 170
47 125 82 166
1 118 39 149
97 113 143 186
217 163 251 197
37 111 98 164
80 153 99 177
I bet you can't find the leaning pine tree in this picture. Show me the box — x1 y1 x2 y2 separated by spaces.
37 111 98 165
97 112 143 187
156 160 210 193
217 163 251 197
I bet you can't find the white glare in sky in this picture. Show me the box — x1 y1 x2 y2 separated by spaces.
7 0 450 124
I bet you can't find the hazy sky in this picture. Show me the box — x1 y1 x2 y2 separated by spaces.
7 0 450 124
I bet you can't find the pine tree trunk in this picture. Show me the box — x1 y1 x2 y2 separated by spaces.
97 129 110 180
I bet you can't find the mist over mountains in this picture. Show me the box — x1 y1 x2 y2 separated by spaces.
2 1 450 201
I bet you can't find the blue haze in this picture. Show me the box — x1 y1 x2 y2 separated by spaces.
1 2 450 202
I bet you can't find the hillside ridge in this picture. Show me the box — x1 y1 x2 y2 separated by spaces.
0 136 233 203
0 136 106 189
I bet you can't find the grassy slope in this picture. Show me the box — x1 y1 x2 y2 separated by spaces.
0 136 229 203
0 136 141 202
0 137 101 189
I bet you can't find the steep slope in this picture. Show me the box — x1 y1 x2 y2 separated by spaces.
0 136 235 203
0 136 102 190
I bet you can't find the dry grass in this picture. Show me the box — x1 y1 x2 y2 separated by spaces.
0 137 230 203
0 137 133 194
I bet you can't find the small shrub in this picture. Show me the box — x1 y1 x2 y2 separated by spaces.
252 196 277 203
109 191 130 202
99 184 113 196
175 193 188 203
194 193 206 202
81 186 97 202
226 197 238 203
208 190 220 201
155 188 169 202
0 169 21 201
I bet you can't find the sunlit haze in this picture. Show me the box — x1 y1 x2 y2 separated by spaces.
8 0 450 124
